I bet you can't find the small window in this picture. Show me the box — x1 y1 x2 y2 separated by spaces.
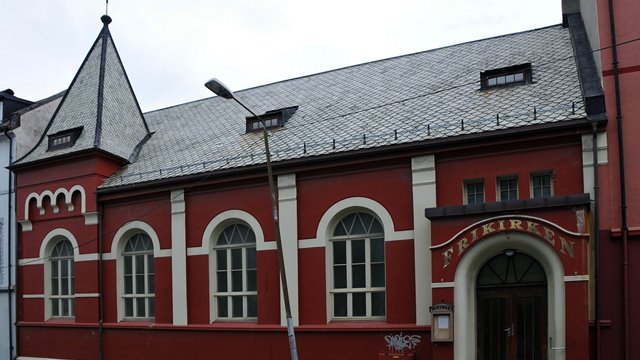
48 127 82 151
464 180 485 205
497 176 518 201
531 172 553 198
481 63 531 89
50 240 75 318
245 106 298 133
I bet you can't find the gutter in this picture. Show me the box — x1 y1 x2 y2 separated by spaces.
606 1 630 359
3 129 14 359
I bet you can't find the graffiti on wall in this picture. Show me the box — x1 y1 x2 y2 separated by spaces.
384 332 421 353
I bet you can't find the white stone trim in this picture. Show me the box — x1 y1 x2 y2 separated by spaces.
23 294 45 299
201 210 264 323
431 282 454 288
431 214 589 250
278 174 299 326
74 293 100 298
110 221 163 321
564 275 589 282
171 189 188 325
83 211 99 226
22 185 90 231
582 132 607 202
76 253 99 262
454 232 566 360
412 155 436 326
18 258 43 266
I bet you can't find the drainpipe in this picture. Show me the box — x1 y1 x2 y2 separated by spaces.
591 123 601 360
3 129 14 359
98 201 104 360
606 1 629 359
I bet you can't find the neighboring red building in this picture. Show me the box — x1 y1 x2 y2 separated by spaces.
572 0 640 360
10 2 638 360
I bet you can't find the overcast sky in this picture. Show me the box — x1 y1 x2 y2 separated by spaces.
2 0 561 112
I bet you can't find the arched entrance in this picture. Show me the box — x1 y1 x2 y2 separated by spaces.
476 251 547 360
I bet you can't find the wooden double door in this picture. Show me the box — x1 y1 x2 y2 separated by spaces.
476 252 548 360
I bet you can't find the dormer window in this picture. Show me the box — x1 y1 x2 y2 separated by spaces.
481 63 532 89
246 106 298 133
48 127 82 151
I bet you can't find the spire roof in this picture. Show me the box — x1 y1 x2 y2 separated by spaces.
15 15 151 165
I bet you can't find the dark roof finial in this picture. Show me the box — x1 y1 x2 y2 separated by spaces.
101 14 112 26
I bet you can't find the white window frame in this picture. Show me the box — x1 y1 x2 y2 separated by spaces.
121 233 155 320
328 211 386 320
49 240 75 318
531 171 553 198
212 222 258 321
41 229 79 320
497 175 519 201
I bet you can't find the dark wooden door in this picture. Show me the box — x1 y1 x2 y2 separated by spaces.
476 252 548 360
477 287 547 360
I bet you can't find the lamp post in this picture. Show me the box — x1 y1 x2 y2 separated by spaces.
205 78 298 360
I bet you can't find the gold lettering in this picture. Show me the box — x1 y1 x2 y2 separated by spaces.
543 227 556 245
497 220 506 230
482 222 496 236
560 237 575 258
526 221 541 236
457 238 469 255
509 219 523 230
471 229 479 242
443 248 454 268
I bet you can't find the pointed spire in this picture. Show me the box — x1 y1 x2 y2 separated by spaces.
15 16 151 165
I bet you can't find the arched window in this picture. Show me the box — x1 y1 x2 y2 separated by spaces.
122 233 154 319
330 211 385 319
50 240 74 318
213 223 257 320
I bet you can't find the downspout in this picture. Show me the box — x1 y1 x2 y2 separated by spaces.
98 201 104 360
605 1 629 359
591 123 601 360
3 129 14 359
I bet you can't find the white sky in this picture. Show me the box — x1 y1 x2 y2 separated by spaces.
2 0 562 112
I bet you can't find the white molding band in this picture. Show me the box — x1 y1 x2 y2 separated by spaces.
22 294 45 299
412 155 436 325
564 275 589 282
75 293 100 298
431 282 454 289
170 189 188 326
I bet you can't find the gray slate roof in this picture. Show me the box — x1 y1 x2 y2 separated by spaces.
15 16 150 165
102 25 585 189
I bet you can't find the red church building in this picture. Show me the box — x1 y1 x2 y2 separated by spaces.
10 1 640 359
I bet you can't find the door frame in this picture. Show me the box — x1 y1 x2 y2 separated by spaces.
452 232 566 360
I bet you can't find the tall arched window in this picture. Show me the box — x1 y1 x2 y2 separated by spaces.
330 211 385 319
50 240 75 318
122 233 154 319
214 223 257 320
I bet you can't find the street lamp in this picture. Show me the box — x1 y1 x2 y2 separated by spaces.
205 78 298 360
